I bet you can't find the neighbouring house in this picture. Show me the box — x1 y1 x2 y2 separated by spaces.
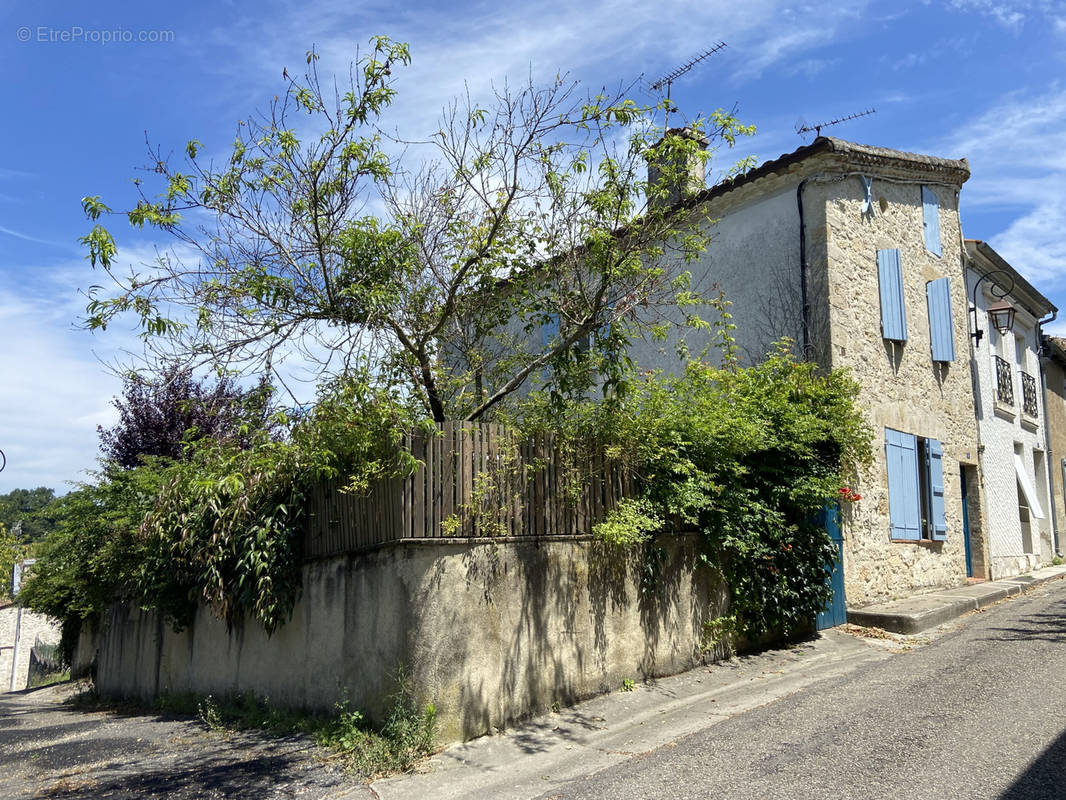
964 240 1057 578
1040 335 1066 556
0 602 61 692
591 136 985 612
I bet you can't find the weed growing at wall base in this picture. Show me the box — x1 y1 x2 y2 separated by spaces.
143 683 435 778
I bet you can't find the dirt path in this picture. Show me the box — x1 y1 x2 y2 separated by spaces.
0 683 373 799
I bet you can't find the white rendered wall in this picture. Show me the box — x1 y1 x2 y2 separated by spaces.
627 184 805 371
966 267 1053 578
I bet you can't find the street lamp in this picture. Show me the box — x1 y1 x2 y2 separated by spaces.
971 270 1017 348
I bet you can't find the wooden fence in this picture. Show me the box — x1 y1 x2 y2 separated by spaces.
303 421 635 558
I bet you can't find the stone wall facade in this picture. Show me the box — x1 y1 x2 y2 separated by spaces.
0 604 61 692
1041 352 1066 554
815 170 977 605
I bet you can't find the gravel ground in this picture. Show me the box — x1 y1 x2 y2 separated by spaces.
0 683 374 799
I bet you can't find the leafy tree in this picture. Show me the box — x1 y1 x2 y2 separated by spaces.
80 36 753 423
0 523 30 601
98 365 278 469
0 487 57 544
16 466 166 656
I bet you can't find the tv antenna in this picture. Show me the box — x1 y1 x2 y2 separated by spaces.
795 108 877 138
649 43 727 130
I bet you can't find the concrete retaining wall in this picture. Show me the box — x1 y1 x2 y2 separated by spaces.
92 534 726 742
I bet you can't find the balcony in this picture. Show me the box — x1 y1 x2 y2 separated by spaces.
994 355 1015 407
1021 371 1039 419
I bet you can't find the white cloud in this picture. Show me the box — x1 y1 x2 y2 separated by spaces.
190 0 873 142
0 268 123 492
943 86 1066 290
950 0 1066 31
0 225 68 248
0 237 203 492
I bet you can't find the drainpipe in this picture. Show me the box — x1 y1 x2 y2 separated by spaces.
1039 313 1060 555
796 178 812 360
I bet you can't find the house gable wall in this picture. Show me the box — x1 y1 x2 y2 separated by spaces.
817 174 977 604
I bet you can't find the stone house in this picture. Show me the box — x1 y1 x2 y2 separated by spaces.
600 136 984 610
0 602 60 691
963 241 1057 578
1040 336 1066 555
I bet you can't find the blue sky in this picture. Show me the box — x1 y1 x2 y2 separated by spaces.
1 0 1064 492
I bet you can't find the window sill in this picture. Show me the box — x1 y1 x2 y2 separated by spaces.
1021 414 1040 432
890 537 945 547
993 400 1017 422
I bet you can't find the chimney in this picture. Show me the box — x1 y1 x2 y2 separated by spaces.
645 127 710 209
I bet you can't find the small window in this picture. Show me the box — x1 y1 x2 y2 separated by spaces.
922 186 942 257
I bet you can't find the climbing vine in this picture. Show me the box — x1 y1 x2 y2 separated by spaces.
518 342 873 640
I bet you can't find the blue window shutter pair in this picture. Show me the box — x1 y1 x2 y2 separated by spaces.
926 277 956 362
922 186 942 257
886 428 947 541
886 429 921 541
925 439 947 541
878 249 908 342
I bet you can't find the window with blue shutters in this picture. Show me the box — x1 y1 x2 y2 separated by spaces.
926 277 956 362
540 312 561 381
878 249 908 342
886 428 949 542
922 186 942 257
886 428 921 541
540 313 560 349
924 438 947 541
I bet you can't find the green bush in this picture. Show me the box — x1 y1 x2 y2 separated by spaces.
20 374 426 642
521 343 872 640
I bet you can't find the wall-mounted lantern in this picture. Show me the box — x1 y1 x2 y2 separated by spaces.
986 300 1016 338
971 270 1017 348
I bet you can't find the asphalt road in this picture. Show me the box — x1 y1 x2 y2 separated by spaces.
534 579 1066 800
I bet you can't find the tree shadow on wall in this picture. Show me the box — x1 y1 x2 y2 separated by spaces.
445 534 727 743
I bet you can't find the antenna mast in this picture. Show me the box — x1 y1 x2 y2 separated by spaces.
795 108 877 138
649 43 727 130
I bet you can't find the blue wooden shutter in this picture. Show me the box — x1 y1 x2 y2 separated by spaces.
540 312 561 381
926 277 956 362
922 186 942 257
878 249 908 342
886 428 921 541
924 438 947 541
541 313 560 349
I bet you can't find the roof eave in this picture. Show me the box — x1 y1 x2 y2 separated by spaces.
965 239 1057 320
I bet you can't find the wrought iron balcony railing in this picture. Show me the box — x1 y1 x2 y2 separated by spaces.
994 355 1014 407
1021 371 1039 418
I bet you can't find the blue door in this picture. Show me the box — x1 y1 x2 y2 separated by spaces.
960 465 973 578
816 504 847 630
